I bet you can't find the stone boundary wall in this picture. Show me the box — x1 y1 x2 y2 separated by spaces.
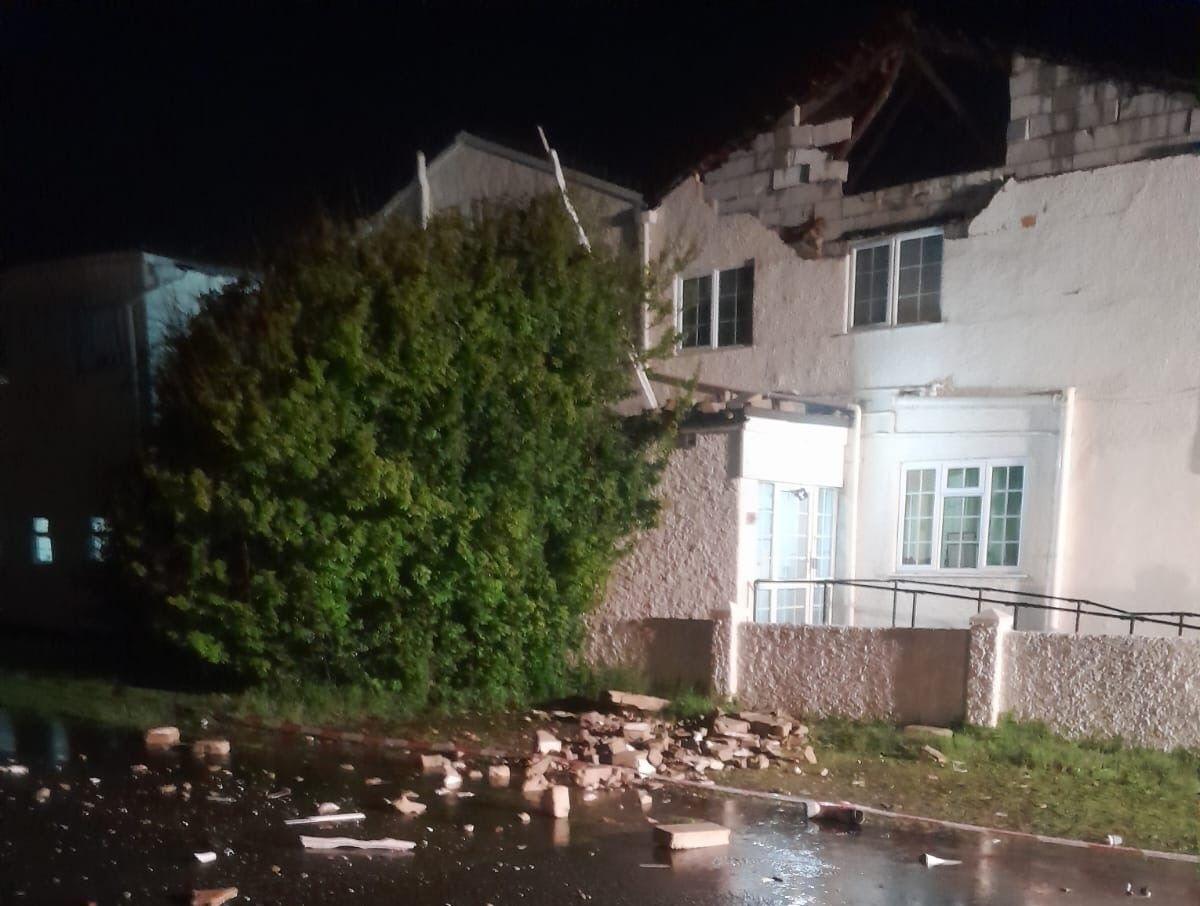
583 608 1200 751
735 623 970 727
1001 628 1200 751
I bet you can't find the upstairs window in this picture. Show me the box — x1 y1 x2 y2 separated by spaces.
851 228 943 328
678 263 754 349
898 461 1025 571
88 517 109 562
32 517 53 565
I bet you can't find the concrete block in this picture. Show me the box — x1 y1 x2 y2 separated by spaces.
1121 92 1167 119
1052 111 1079 134
1026 113 1054 139
1011 53 1035 74
738 171 771 197
1008 69 1041 98
1006 117 1030 143
1075 100 1120 129
1132 113 1172 143
810 159 848 183
777 204 814 227
1050 130 1092 157
840 191 880 218
145 727 181 748
1012 159 1057 180
1070 147 1120 171
754 149 775 170
719 195 763 216
1005 138 1051 166
487 764 511 786
811 117 853 146
777 124 813 148
786 146 826 167
1091 122 1124 150
774 183 823 207
540 785 570 819
654 821 731 850
1010 94 1049 120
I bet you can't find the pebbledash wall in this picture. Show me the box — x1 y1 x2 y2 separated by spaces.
584 609 1200 751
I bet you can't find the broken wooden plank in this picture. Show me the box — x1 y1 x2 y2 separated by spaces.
653 821 731 850
299 836 416 852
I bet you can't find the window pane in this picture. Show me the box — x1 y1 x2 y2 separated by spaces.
33 517 50 534
34 535 53 564
896 234 942 324
901 469 936 565
680 276 712 348
986 465 1024 566
942 492 982 568
852 244 890 327
717 264 753 347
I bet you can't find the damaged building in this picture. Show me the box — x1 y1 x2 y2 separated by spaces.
592 40 1200 660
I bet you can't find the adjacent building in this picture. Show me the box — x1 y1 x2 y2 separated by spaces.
0 251 235 630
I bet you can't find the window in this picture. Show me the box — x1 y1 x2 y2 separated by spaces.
32 517 53 565
898 462 1025 571
753 481 838 625
88 517 109 562
677 263 753 349
850 229 943 328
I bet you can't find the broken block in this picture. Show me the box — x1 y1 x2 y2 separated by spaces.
190 739 231 758
144 726 180 748
653 821 731 850
487 764 511 787
418 753 448 772
191 889 238 906
392 796 426 816
540 784 570 819
922 745 948 765
739 712 793 739
522 774 550 794
535 730 562 755
713 716 751 736
606 690 670 713
571 763 613 788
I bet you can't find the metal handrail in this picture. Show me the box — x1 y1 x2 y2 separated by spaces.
750 577 1200 636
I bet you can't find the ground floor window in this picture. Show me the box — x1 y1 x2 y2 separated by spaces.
753 481 837 624
898 461 1025 570
31 517 53 564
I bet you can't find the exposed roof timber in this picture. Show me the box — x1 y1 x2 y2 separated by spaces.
844 76 920 194
906 47 994 158
832 51 905 161
792 43 906 127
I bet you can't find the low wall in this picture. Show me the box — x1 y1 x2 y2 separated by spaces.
583 610 1200 751
583 617 716 692
1001 630 1200 750
736 624 969 726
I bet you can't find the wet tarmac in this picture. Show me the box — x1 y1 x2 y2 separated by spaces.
1 713 1196 904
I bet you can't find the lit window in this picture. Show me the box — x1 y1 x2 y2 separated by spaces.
850 229 943 328
898 462 1025 571
88 516 109 562
678 263 753 349
32 517 53 565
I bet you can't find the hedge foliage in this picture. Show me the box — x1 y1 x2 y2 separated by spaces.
115 198 674 706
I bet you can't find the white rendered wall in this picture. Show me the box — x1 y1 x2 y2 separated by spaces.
641 155 1200 631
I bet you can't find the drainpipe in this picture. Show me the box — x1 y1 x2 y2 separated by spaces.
1047 387 1077 631
842 402 863 625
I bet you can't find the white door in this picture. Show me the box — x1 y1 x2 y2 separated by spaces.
753 481 838 624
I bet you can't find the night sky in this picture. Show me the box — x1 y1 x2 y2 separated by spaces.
3 0 1198 267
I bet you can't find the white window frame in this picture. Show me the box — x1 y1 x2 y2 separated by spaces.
674 261 754 351
894 459 1027 574
848 226 944 330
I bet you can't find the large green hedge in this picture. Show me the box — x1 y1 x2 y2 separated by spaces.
115 198 673 705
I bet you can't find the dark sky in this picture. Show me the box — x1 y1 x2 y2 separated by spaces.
3 0 1198 267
